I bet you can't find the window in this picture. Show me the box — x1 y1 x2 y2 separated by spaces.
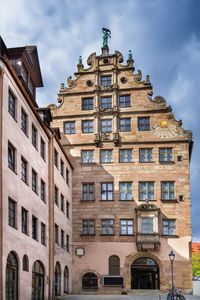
101 119 112 132
119 149 132 163
32 169 37 193
60 160 64 177
101 75 111 87
163 220 176 236
21 109 27 134
100 150 113 163
61 230 64 248
22 255 29 271
142 218 153 234
101 183 113 201
41 180 46 202
21 64 28 83
82 120 93 133
8 143 16 171
138 117 150 131
162 182 175 200
64 121 75 134
21 157 28 183
160 148 172 162
66 234 69 252
120 118 131 132
54 149 58 168
41 139 45 160
119 95 130 107
32 216 37 240
66 168 69 185
139 182 154 201
109 256 120 275
82 98 93 110
8 91 16 119
32 125 37 148
8 198 16 228
121 220 134 235
82 183 94 201
55 224 59 244
120 182 132 200
55 186 59 206
61 194 64 212
101 97 112 109
102 219 114 235
28 79 34 96
21 207 28 235
81 150 94 163
140 149 152 162
82 220 95 235
41 223 46 245
64 266 69 293
66 201 70 218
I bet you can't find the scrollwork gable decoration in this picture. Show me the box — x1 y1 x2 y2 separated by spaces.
67 75 78 88
115 50 124 63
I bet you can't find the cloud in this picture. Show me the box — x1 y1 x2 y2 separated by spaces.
1 0 200 238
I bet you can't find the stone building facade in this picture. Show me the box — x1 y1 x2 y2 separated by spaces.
50 45 193 294
0 37 72 300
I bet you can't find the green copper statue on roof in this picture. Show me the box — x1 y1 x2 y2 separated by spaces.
102 28 111 48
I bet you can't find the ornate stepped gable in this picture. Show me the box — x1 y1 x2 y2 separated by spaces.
49 46 192 146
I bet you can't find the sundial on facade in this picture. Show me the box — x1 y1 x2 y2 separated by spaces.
152 119 180 138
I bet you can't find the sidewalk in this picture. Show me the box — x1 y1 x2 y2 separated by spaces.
57 295 200 300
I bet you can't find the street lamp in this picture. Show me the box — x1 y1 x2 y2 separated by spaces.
169 250 175 291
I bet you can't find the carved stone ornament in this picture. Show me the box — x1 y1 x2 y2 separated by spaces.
94 133 100 145
87 52 96 66
113 132 119 145
67 75 77 88
135 201 160 212
100 84 113 90
93 107 100 118
113 105 119 116
115 50 124 63
134 70 144 83
184 130 192 140
101 132 110 141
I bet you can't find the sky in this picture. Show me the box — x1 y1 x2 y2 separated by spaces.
1 0 200 241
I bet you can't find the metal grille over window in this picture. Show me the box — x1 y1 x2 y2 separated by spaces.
109 255 120 275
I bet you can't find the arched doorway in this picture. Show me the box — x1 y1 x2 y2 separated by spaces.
32 260 44 300
55 262 61 296
6 251 18 300
63 266 69 293
131 257 159 289
82 272 98 289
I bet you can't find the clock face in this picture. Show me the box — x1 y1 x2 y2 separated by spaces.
152 120 180 138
